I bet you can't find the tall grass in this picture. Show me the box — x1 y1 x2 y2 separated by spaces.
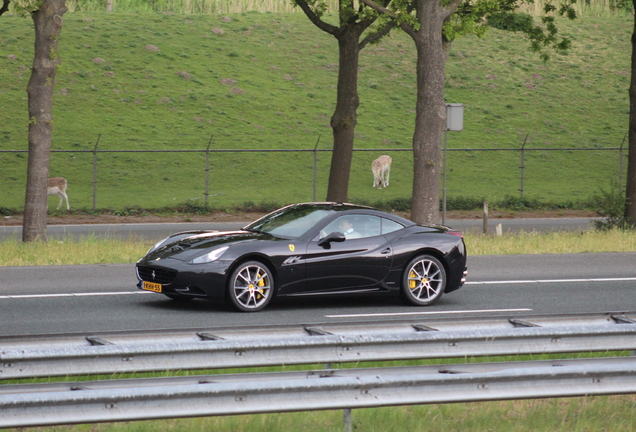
518 0 633 17
0 235 151 266
63 0 339 14
0 228 634 266
464 228 636 255
60 0 633 16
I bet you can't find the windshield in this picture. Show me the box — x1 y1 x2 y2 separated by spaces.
245 206 332 239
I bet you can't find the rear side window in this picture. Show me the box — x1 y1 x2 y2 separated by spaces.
381 218 404 235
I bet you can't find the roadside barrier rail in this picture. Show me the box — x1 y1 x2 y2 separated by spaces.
1 312 635 379
2 356 636 428
2 312 636 428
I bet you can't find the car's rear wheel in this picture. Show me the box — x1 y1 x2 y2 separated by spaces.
227 261 274 312
400 254 446 306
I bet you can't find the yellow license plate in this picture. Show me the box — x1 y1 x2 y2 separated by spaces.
142 281 162 293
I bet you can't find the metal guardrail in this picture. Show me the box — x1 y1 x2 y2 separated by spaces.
2 357 636 428
1 312 635 379
2 312 636 427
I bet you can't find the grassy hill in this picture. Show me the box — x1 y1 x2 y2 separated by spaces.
0 11 631 213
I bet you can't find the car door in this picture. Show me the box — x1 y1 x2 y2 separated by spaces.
302 215 394 293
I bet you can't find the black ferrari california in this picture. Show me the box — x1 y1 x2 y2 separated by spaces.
136 202 468 312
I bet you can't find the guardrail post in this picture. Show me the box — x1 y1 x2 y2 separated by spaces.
343 408 352 432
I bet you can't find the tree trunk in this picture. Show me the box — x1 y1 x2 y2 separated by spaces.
626 3 636 226
409 2 448 224
326 27 362 203
22 0 67 242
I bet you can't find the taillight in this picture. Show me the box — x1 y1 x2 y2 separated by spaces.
447 230 464 239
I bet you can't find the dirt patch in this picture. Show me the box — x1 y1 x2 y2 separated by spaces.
0 209 598 227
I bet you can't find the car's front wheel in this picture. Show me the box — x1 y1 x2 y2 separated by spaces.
227 261 274 312
400 254 446 306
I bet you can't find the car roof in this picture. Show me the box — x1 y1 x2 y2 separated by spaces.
286 202 416 226
288 202 374 211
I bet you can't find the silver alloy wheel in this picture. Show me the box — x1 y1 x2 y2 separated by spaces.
230 262 273 311
401 255 446 306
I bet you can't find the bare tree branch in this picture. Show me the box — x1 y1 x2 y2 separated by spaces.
358 0 396 19
0 0 11 17
359 0 419 37
360 19 396 49
294 0 340 36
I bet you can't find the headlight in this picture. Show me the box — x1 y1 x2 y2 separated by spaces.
189 246 229 264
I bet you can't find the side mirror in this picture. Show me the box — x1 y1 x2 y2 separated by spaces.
318 231 346 247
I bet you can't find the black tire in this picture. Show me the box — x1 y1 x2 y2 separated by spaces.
226 261 274 312
400 254 446 306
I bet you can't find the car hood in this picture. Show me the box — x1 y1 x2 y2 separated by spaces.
144 230 271 262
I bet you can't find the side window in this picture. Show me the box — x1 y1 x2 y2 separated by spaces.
320 215 381 240
381 218 404 235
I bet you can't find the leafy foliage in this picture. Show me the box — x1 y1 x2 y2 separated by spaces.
10 0 42 16
487 11 534 31
591 180 633 230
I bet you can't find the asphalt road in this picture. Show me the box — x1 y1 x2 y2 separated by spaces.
0 217 598 241
1 252 634 337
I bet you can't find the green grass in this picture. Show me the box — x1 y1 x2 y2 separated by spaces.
0 11 632 212
2 6 635 429
0 228 634 266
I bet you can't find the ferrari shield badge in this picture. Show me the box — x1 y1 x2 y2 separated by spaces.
288 244 295 252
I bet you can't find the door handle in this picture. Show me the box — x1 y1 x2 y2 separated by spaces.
381 247 392 255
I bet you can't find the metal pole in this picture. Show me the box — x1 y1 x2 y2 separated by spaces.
92 134 101 211
205 135 213 208
343 408 352 432
442 129 448 225
619 133 626 194
313 135 321 202
519 133 528 199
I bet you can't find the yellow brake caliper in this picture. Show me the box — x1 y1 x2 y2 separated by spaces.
256 273 265 299
409 271 417 289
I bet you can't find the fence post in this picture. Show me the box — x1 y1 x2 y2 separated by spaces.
619 133 626 194
519 133 528 199
92 134 101 211
483 201 488 234
313 135 321 202
205 135 213 208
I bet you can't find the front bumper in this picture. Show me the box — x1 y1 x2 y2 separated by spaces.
136 258 232 301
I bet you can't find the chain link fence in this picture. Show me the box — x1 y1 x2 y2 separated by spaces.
0 145 626 213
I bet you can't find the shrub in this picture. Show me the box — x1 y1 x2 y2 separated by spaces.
591 181 632 230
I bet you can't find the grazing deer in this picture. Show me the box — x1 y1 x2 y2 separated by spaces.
47 177 70 210
372 155 392 189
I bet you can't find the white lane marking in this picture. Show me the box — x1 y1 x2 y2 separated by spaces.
325 308 533 318
466 277 636 285
0 291 152 299
2 277 634 301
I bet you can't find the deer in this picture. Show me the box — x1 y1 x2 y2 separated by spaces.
372 155 392 189
47 177 70 210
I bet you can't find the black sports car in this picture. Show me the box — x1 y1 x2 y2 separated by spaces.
136 202 468 312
